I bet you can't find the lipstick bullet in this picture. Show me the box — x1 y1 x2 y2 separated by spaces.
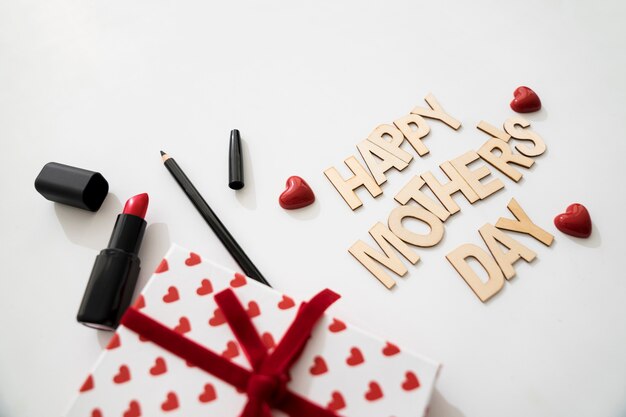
77 193 149 330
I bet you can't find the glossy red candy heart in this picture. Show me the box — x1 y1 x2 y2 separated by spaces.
510 86 542 113
279 176 315 209
554 203 592 238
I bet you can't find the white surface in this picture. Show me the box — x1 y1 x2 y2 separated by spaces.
1 1 625 416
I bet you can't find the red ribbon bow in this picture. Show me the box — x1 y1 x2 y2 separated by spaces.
121 288 341 417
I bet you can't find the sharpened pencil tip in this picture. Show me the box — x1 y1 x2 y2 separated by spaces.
160 150 166 156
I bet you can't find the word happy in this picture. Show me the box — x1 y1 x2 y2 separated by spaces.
324 95 554 302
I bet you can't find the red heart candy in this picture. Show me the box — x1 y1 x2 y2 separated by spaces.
328 318 346 333
278 295 295 310
309 356 328 375
199 383 217 403
79 375 94 392
401 371 420 391
554 203 592 238
327 391 346 411
113 365 131 384
161 392 179 412
185 252 201 266
279 176 315 209
261 332 276 350
346 347 365 366
230 273 247 288
222 341 239 359
246 301 261 318
196 279 213 296
149 357 167 376
91 409 102 417
123 400 141 417
106 333 121 350
154 259 169 273
208 308 226 326
174 317 191 334
364 381 384 401
133 295 145 309
162 286 179 303
510 86 541 113
382 341 400 356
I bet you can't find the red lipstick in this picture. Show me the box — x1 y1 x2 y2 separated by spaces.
77 193 149 330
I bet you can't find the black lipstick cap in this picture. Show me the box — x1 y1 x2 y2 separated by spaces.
228 129 244 190
35 162 109 211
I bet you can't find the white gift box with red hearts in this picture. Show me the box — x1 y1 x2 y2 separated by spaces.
65 244 441 417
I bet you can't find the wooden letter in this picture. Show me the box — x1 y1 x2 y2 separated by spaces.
324 156 383 210
356 139 409 185
478 223 536 280
349 222 420 289
393 114 431 156
388 205 444 248
450 151 505 199
411 93 461 130
504 117 546 157
476 120 511 142
446 243 505 302
476 138 534 182
421 162 479 215
495 198 554 246
367 124 414 163
394 175 450 222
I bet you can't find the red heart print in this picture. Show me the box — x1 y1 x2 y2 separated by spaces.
79 375 94 392
329 318 346 333
402 371 420 391
327 391 346 411
91 409 102 417
106 333 121 350
382 341 400 356
138 334 149 342
161 392 179 412
222 341 239 359
174 317 191 334
208 308 226 326
149 357 167 376
230 273 247 288
246 301 261 318
123 400 141 417
364 381 384 401
261 332 276 350
162 286 179 303
133 294 145 309
279 176 316 209
346 347 364 366
278 295 295 309
199 383 217 403
113 365 131 384
510 86 541 113
309 356 328 375
185 252 201 266
154 259 169 273
196 279 213 296
554 203 592 238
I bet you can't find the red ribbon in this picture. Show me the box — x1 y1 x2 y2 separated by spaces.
121 288 341 417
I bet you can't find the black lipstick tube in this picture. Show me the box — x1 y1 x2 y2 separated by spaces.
77 214 146 330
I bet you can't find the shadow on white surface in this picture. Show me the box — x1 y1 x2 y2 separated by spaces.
134 222 172 295
428 389 465 417
560 226 602 248
284 198 321 220
54 193 123 250
235 137 257 209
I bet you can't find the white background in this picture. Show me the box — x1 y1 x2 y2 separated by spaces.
1 1 625 416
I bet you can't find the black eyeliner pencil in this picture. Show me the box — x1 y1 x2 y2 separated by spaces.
160 151 270 287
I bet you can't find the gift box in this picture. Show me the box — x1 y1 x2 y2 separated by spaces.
65 244 440 417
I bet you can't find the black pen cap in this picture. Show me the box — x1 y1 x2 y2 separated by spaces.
228 129 244 190
35 162 109 211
